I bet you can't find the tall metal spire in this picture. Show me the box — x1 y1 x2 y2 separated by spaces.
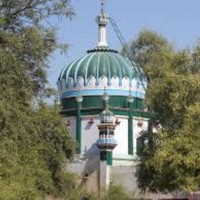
96 0 109 47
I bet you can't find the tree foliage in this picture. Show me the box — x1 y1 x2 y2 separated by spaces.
130 31 200 192
63 185 131 200
0 0 76 199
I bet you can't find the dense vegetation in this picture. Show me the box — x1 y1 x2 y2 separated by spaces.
0 0 76 199
130 30 200 193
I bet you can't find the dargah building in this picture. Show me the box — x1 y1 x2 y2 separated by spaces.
56 4 182 199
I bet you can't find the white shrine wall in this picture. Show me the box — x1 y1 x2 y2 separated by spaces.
113 116 128 158
81 116 100 155
64 117 76 140
65 115 149 163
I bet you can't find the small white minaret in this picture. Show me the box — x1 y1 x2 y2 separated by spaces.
96 91 117 191
96 1 109 47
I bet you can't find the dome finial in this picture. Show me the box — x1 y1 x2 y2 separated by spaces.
101 0 105 13
96 0 109 47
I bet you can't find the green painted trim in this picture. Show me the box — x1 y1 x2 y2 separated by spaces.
128 102 133 155
61 107 150 118
107 151 113 165
76 102 82 154
61 96 145 111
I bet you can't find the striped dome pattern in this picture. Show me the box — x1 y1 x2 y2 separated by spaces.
59 48 139 86
58 48 146 99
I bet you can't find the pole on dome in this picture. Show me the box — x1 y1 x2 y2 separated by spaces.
101 0 105 12
96 0 109 47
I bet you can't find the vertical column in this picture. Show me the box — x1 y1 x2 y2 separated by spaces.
76 95 83 154
127 94 134 155
96 92 117 191
99 150 111 190
97 126 116 191
98 24 107 47
96 10 109 47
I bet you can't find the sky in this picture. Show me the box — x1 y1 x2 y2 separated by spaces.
48 0 200 89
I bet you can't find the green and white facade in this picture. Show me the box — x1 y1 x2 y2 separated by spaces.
57 8 149 192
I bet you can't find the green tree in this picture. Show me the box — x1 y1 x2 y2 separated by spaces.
64 185 131 200
0 0 76 199
129 31 200 192
130 30 174 82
